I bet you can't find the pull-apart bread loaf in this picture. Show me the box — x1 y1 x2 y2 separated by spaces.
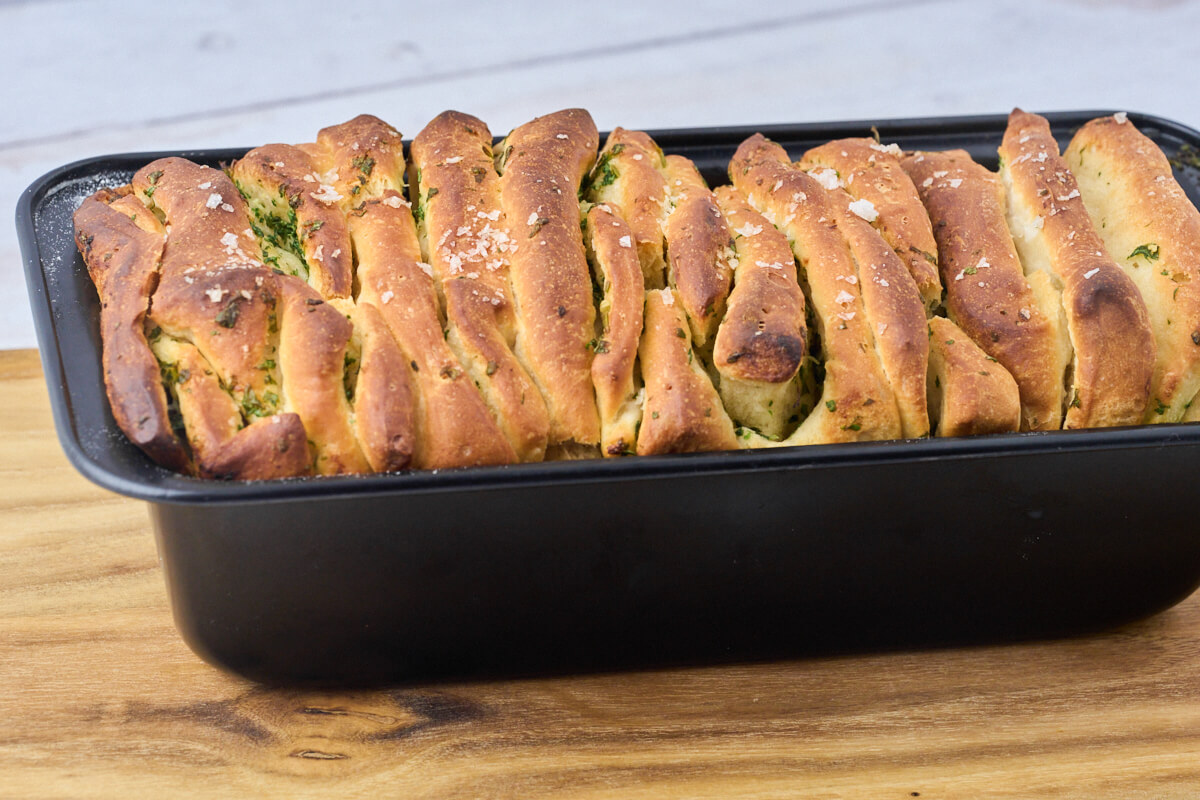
1065 113 1200 422
998 109 1154 428
73 108 1197 479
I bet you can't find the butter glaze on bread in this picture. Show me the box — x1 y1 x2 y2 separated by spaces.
585 203 645 456
711 185 808 439
1066 114 1200 422
730 134 901 445
999 109 1154 428
495 108 601 447
800 138 943 312
412 111 550 461
904 149 1067 431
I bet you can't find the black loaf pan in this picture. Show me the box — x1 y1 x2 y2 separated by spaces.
19 111 1200 686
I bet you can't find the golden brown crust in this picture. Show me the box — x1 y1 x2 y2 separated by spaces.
729 134 901 445
831 192 930 438
1000 109 1154 428
350 302 417 473
712 186 807 383
800 138 942 312
586 128 670 288
637 290 739 455
276 278 369 475
411 111 550 462
903 149 1066 431
229 144 354 299
661 155 734 349
495 108 601 445
1066 114 1200 422
311 114 407 203
585 203 645 457
927 317 1021 437
73 188 190 473
350 194 517 469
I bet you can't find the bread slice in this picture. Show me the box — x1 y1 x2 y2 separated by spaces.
711 185 808 440
999 109 1154 428
799 138 943 313
660 155 735 352
411 111 550 462
495 109 602 448
585 128 670 288
827 189 930 438
1065 113 1200 422
584 203 645 456
73 187 191 473
351 192 518 469
729 134 901 445
637 289 739 454
927 317 1021 437
903 149 1067 431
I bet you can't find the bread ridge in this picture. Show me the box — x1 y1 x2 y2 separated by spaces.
999 109 1154 428
495 108 602 446
903 148 1066 431
799 138 943 312
411 110 550 462
729 134 901 445
1066 114 1200 422
585 203 645 456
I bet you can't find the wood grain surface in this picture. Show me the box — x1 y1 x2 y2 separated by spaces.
2 346 1200 798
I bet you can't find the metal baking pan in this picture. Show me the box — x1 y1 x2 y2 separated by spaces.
19 111 1200 685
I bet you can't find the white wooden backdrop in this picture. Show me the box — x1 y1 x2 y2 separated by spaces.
5 0 1200 349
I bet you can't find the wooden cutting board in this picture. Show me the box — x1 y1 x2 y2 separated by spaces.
2 347 1199 799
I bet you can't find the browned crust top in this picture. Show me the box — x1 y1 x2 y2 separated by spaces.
711 185 807 383
496 109 601 445
903 148 1064 430
350 302 417 473
662 155 733 348
832 195 930 438
276 277 369 475
729 135 900 443
1001 109 1154 427
1066 115 1200 421
132 159 282 410
412 111 549 461
74 189 190 473
588 128 670 287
